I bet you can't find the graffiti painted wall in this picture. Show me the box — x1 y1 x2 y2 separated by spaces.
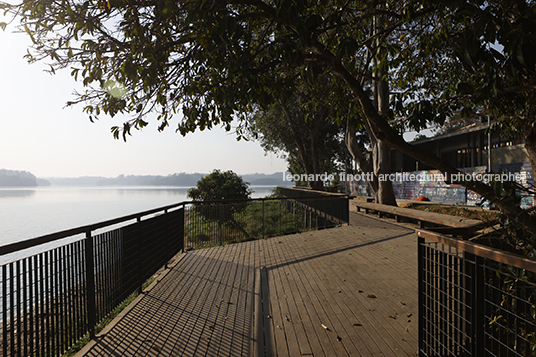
341 163 534 208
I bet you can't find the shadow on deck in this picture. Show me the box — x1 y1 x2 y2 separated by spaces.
76 213 418 356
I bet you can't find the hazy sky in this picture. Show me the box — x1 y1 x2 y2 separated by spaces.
0 26 288 178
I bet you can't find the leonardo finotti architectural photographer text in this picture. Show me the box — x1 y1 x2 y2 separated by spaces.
283 172 526 184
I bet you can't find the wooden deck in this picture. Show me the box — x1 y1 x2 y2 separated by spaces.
76 213 418 356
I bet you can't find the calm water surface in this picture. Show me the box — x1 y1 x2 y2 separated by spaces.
0 185 275 247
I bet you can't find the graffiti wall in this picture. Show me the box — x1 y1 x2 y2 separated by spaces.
341 163 534 208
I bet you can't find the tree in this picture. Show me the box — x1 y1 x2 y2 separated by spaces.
6 0 536 239
187 169 253 236
187 170 252 201
249 76 351 190
0 169 38 187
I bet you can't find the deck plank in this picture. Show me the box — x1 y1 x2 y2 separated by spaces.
76 212 419 357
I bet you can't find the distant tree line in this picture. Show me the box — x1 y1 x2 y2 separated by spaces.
92 172 287 187
0 169 38 187
96 173 205 186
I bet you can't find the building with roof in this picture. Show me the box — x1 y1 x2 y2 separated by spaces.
392 120 529 173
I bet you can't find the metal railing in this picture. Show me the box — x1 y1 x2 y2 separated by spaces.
0 203 184 357
0 193 348 356
417 229 536 356
277 186 350 224
184 195 349 249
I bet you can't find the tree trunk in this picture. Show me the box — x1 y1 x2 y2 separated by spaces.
314 42 536 237
372 137 397 205
344 123 378 193
371 13 397 206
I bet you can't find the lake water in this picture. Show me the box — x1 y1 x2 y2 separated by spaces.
0 185 276 247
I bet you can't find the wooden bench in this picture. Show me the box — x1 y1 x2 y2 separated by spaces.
355 201 486 238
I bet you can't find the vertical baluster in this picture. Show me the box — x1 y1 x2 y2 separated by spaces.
15 260 21 357
52 249 58 356
84 231 97 339
65 245 72 349
28 257 34 356
59 246 66 353
75 241 84 342
2 264 7 357
50 250 57 356
94 235 102 321
37 254 44 357
21 259 28 357
136 217 143 295
9 262 15 357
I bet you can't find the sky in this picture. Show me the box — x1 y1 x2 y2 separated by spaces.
0 25 288 178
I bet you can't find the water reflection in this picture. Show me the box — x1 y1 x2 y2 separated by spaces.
0 188 36 198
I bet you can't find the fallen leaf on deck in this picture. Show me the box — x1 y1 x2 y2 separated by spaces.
400 301 407 306
407 313 412 318
388 315 397 319
336 335 342 341
367 294 377 298
151 346 161 353
358 290 364 293
285 315 291 322
321 324 331 331
277 325 283 330
353 323 362 327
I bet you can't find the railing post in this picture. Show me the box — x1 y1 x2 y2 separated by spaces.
262 200 265 239
417 234 425 356
473 255 485 355
344 196 349 224
323 198 327 230
164 209 169 270
84 230 97 339
136 217 143 294
295 200 298 233
181 205 185 253
464 251 477 356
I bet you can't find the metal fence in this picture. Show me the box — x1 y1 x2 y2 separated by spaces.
0 193 347 356
0 204 184 357
417 229 536 356
184 194 349 249
277 186 350 224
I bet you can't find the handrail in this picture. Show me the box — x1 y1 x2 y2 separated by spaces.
417 229 536 273
0 195 347 256
0 201 185 256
